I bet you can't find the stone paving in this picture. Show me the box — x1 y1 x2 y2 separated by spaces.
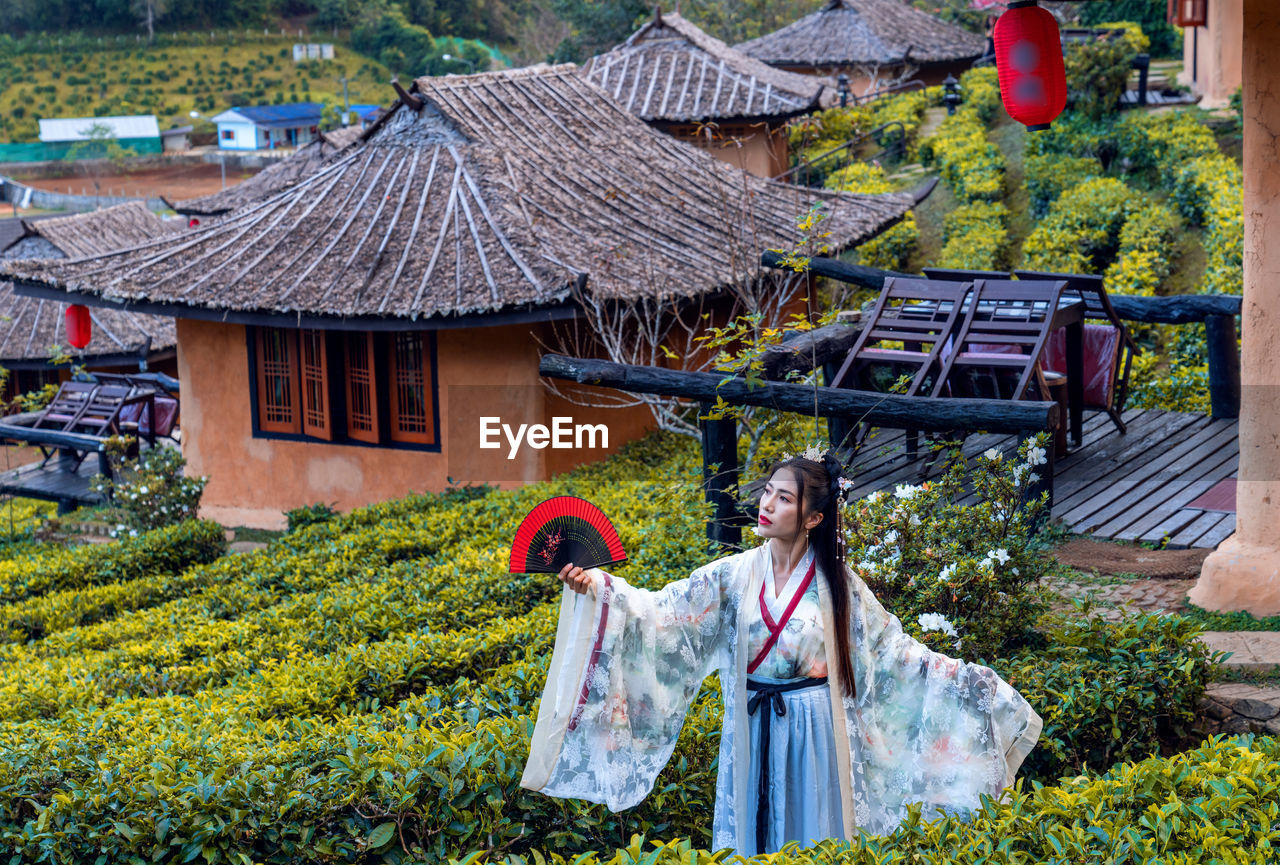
1041 566 1280 739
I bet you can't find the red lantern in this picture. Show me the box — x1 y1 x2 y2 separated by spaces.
65 304 92 349
1168 0 1207 28
993 0 1067 131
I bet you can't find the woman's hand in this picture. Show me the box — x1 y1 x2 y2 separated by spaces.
558 562 594 595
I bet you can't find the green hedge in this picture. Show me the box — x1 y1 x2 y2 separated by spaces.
919 69 1005 204
825 162 919 270
480 734 1280 864
936 200 1010 271
0 518 225 609
1021 177 1178 296
1024 153 1102 219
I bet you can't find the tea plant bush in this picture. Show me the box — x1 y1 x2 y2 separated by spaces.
919 68 1005 204
936 200 1010 270
0 431 1241 863
824 161 919 270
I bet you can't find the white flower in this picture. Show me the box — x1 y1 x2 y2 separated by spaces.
867 491 883 504
139 485 149 494
1012 567 1020 575
938 563 956 583
984 448 1002 462
883 530 899 545
894 483 920 500
1027 446 1048 466
918 612 958 637
909 513 922 527
988 548 1010 565
1029 472 1040 484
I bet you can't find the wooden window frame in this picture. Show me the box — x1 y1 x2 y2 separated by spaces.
387 331 438 446
247 327 439 451
343 331 381 444
299 328 332 440
253 326 302 434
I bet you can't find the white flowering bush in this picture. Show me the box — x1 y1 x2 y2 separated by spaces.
843 433 1054 662
92 441 209 532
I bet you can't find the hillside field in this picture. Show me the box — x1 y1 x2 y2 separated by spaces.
0 34 393 143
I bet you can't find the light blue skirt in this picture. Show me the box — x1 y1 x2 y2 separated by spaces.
743 674 846 856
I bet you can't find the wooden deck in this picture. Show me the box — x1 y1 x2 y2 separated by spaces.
844 408 1237 549
0 455 108 513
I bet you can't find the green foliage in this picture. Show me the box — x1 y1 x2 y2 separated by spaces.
1007 605 1222 777
1079 1 1180 56
91 443 209 532
1024 153 1102 218
844 435 1053 663
824 161 920 270
1065 32 1138 120
1021 176 1178 295
919 68 1005 204
936 200 1010 270
286 501 340 532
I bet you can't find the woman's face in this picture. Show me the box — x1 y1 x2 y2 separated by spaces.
758 469 817 540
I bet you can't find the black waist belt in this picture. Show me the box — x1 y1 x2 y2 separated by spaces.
746 676 828 855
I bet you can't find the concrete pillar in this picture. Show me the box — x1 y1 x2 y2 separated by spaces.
1189 0 1280 615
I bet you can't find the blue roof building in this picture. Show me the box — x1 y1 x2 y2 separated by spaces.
211 102 324 151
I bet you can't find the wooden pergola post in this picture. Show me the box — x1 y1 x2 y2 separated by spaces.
699 401 741 551
1191 0 1280 615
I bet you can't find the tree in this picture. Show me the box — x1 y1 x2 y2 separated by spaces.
65 122 137 201
130 0 168 42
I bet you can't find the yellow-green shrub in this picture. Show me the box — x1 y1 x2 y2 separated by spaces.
1022 177 1178 295
936 200 1010 270
826 161 919 270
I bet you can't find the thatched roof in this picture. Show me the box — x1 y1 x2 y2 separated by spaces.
580 10 833 123
0 203 179 364
735 0 986 68
3 65 911 325
169 125 365 216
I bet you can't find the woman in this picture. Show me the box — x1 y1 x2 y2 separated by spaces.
520 453 1042 856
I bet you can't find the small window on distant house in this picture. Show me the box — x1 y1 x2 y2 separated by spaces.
221 129 234 140
299 329 331 440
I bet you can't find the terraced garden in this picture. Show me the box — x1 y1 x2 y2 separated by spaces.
0 433 1271 863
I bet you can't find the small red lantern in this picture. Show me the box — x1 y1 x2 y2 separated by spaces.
1168 0 1207 28
65 304 92 349
993 0 1067 131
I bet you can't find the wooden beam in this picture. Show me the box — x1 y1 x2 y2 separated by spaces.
759 321 864 381
0 423 107 452
540 354 1059 433
1205 313 1242 419
699 401 741 551
761 256 1244 323
759 250 912 291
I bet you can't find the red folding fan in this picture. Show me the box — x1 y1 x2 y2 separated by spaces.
509 496 627 574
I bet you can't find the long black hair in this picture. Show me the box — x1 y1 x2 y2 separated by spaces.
764 454 856 698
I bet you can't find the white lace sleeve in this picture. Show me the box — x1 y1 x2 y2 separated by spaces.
847 573 1044 834
522 557 737 812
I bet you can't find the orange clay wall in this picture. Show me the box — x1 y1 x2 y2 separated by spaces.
175 318 655 529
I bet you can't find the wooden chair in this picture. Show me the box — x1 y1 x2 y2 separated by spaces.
1013 269 1140 433
828 277 973 458
934 279 1068 403
30 381 100 467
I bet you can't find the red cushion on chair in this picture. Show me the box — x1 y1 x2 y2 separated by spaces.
1041 325 1119 407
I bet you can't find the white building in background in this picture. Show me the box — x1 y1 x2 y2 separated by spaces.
38 115 161 146
210 103 324 151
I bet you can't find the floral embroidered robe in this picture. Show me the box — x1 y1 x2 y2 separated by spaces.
520 542 1043 851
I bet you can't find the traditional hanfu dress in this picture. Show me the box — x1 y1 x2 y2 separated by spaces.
521 541 1043 856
